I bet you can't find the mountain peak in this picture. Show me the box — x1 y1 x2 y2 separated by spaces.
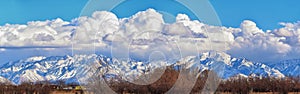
25 56 46 62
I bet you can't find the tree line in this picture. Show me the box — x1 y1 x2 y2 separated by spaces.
0 80 83 94
104 66 300 94
0 66 299 94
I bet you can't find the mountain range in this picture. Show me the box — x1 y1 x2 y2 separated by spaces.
0 52 296 85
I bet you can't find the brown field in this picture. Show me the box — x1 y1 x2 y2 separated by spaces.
218 92 300 94
48 91 300 94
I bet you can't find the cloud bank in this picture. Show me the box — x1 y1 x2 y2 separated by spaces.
0 9 299 63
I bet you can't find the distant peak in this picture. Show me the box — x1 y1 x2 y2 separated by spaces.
25 56 46 62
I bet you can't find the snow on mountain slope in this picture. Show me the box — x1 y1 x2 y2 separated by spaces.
0 55 99 84
0 52 286 84
0 76 12 84
0 54 159 84
269 59 300 76
179 51 285 79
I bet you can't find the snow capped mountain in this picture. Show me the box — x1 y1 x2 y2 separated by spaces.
0 55 99 84
0 54 161 84
268 59 300 76
0 52 289 84
179 51 285 79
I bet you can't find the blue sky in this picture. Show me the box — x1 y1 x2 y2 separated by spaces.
211 0 300 30
0 0 300 30
0 0 87 25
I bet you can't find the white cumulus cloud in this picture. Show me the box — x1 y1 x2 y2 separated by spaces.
1 9 300 63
